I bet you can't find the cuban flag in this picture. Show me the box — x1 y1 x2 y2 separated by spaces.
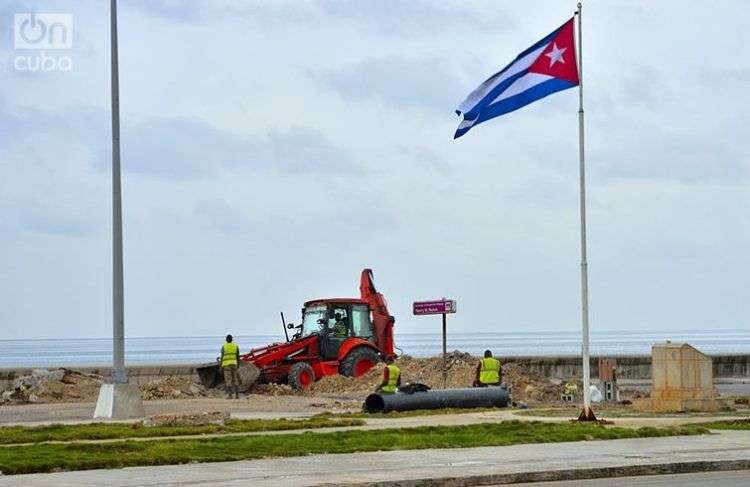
454 18 579 139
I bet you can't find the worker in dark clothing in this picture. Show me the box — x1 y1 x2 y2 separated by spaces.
377 356 401 394
220 334 240 399
332 312 348 338
474 349 502 387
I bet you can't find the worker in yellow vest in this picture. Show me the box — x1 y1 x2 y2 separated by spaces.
378 356 401 394
474 350 501 387
220 334 240 399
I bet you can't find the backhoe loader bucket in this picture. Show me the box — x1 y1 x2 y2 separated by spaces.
196 361 261 392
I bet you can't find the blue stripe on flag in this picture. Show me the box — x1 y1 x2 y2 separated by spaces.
461 69 528 120
454 78 576 139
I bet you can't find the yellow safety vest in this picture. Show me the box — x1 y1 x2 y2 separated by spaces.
479 357 501 384
381 364 400 393
221 342 239 367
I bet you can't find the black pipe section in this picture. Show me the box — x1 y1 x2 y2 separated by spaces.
364 386 509 413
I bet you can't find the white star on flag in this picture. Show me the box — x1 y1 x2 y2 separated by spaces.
545 42 567 67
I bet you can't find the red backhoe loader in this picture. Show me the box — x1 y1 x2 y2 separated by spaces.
196 269 396 390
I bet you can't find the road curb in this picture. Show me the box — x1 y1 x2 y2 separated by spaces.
328 459 750 486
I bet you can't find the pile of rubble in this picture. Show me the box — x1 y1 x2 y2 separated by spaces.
250 383 296 396
1 369 103 404
306 351 564 403
1 369 212 405
2 353 569 406
139 376 207 400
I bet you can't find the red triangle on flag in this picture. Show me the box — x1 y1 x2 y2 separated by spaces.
528 18 579 85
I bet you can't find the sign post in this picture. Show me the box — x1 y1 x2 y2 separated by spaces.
413 298 457 388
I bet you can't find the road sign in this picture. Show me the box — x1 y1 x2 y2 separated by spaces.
413 298 457 388
413 299 457 316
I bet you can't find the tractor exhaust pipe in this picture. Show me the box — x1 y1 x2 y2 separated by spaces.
364 386 509 413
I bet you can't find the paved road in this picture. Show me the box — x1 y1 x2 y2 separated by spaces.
511 470 750 486
2 431 748 486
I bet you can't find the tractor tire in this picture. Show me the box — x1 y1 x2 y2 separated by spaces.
339 346 380 378
288 362 316 390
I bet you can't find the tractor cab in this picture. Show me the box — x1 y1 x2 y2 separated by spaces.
301 299 374 359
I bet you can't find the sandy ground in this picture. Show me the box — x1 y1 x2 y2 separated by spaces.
2 353 747 427
3 395 749 429
0 394 360 425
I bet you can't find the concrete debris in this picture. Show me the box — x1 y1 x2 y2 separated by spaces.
249 383 295 396
1 370 208 404
13 369 65 389
139 377 207 400
1 369 103 405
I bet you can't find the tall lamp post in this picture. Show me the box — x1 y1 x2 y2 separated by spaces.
94 0 144 419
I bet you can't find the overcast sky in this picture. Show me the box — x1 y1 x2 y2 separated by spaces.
1 1 748 340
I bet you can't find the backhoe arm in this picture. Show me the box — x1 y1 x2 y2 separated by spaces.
359 268 396 358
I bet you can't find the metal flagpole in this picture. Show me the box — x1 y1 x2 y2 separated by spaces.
111 0 126 385
576 2 594 421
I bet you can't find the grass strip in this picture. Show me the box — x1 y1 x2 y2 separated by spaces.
514 408 750 418
316 407 499 419
0 417 364 445
696 418 750 430
0 421 708 475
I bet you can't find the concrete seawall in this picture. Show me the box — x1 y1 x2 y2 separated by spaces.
505 354 750 381
2 355 749 390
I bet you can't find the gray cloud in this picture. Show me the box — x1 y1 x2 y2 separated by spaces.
617 65 673 108
0 101 358 180
121 117 252 179
266 126 359 174
126 0 509 36
312 56 467 112
120 119 358 179
318 0 510 37
128 0 206 22
194 198 253 235
1 201 99 237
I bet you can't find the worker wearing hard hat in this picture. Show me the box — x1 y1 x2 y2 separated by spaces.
220 334 240 399
378 356 401 394
474 350 502 387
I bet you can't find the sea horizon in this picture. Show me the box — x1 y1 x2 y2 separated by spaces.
2 329 750 368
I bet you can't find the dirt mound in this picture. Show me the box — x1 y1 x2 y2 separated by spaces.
1 370 211 404
307 366 383 397
306 352 563 403
503 363 561 403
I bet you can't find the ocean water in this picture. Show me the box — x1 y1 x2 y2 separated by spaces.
1 330 750 368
